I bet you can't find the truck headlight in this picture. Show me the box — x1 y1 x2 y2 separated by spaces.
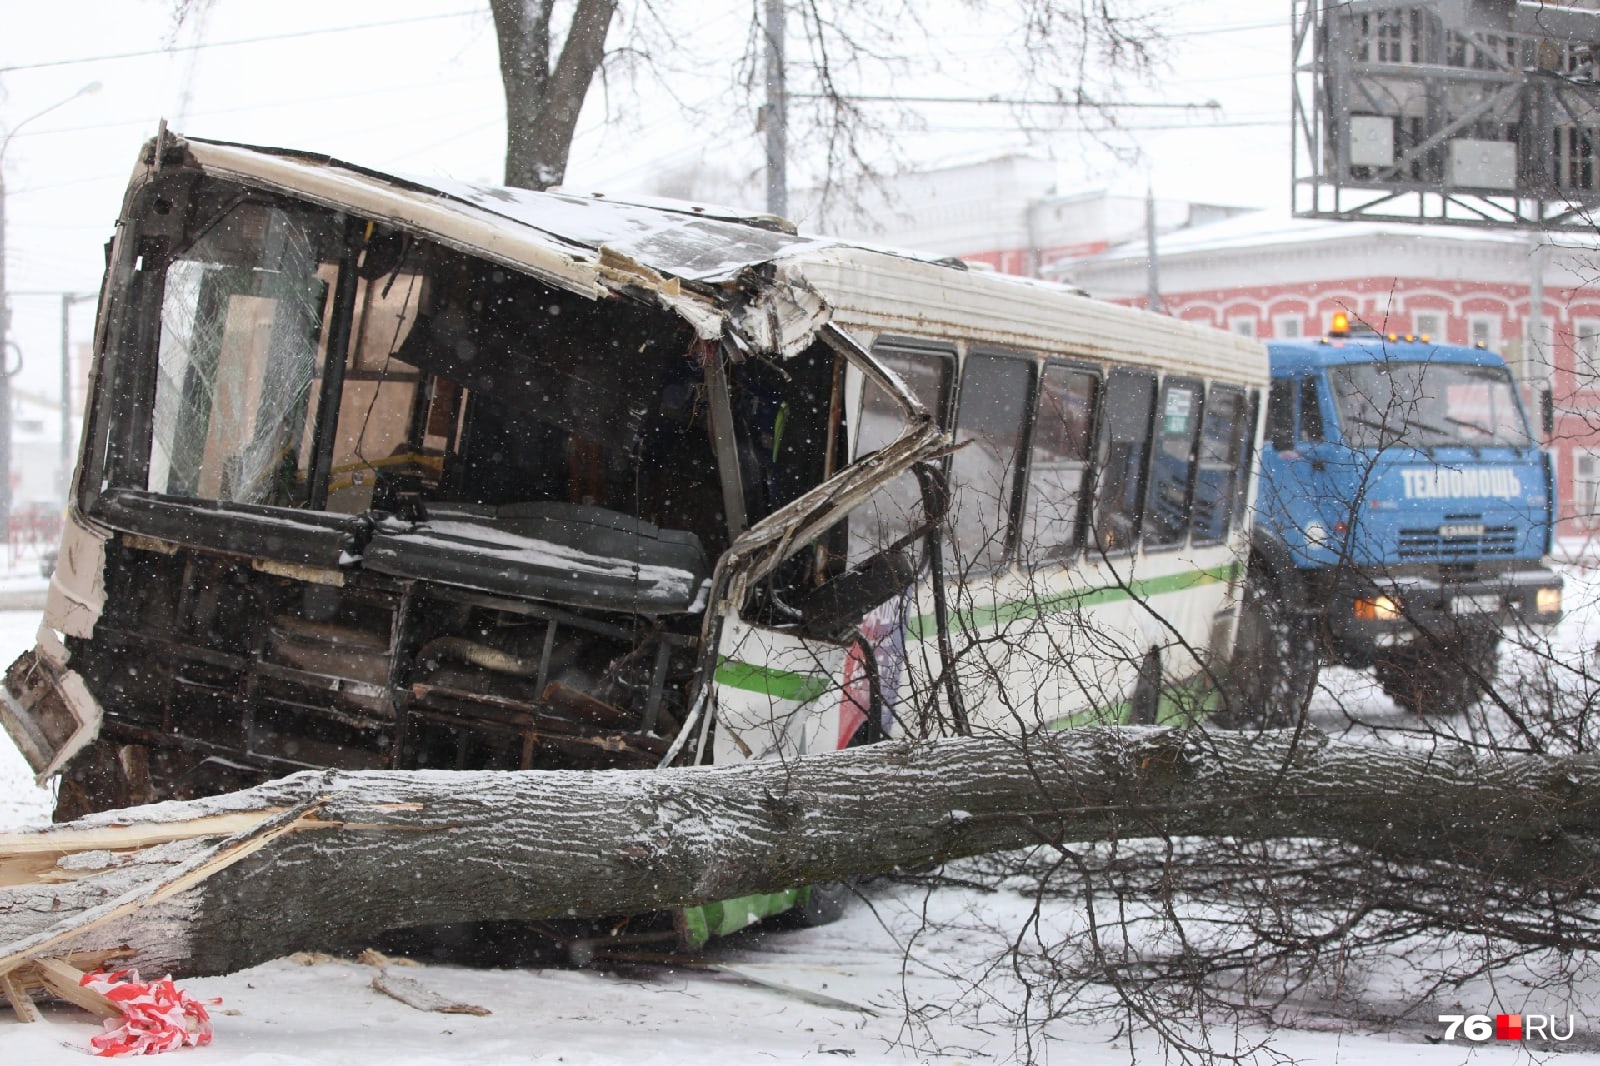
1537 587 1562 616
1354 595 1401 622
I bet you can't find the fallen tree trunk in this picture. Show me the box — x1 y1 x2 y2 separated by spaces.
4 724 1599 978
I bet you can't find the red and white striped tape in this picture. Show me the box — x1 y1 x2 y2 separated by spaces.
79 968 219 1057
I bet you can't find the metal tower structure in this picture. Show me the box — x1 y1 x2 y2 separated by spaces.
1293 0 1600 231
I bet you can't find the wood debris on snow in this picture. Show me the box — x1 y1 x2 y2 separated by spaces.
0 951 132 1022
370 971 491 1016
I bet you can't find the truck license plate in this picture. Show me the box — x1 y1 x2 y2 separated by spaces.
1451 594 1499 615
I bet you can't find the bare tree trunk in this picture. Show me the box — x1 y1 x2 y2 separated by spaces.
4 725 1599 978
491 0 618 189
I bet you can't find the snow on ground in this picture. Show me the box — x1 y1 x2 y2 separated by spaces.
6 885 1597 1065
0 607 51 831
7 557 1600 1062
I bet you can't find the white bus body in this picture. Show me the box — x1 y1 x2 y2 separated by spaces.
0 135 1266 830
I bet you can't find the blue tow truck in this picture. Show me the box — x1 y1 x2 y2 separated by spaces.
1231 313 1564 719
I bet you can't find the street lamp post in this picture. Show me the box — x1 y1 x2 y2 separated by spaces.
0 81 101 535
59 291 95 500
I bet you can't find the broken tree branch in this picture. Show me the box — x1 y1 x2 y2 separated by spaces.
3 725 1599 977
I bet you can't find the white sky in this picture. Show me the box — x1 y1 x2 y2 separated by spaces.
0 0 1290 401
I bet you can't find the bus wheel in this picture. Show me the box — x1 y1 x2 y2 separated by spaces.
1375 630 1500 717
1224 563 1318 728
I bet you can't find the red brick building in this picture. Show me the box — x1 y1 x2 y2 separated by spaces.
1059 212 1600 534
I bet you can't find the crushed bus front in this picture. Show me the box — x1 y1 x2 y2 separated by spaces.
0 134 945 818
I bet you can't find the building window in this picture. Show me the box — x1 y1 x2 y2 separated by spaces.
1229 317 1257 338
1414 312 1443 340
1469 316 1498 350
1577 452 1600 524
1575 319 1600 385
1555 125 1596 191
1274 315 1303 339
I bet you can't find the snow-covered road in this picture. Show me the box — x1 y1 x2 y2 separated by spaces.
6 561 1600 1062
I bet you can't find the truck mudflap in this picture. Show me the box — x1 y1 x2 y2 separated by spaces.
0 632 102 783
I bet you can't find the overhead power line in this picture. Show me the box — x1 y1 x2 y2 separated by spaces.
0 9 482 74
790 92 1221 110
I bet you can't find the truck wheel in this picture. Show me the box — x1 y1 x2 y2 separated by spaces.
1224 563 1318 728
1375 630 1501 717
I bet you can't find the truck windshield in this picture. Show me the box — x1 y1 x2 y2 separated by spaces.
1326 361 1532 450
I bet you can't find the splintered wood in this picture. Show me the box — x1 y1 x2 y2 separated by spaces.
0 798 328 985
370 972 492 1016
1 952 131 1023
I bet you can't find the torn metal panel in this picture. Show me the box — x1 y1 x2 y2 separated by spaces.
175 137 954 365
703 344 749 539
713 322 947 596
180 140 606 303
43 516 109 640
1 635 101 784
818 321 930 422
729 271 833 360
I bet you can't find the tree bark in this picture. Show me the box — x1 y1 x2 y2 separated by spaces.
491 0 619 189
4 724 1600 978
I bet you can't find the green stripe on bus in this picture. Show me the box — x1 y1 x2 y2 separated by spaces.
714 657 834 704
679 887 813 950
906 561 1241 642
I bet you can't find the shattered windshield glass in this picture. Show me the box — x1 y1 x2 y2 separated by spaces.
149 203 334 506
1326 360 1533 450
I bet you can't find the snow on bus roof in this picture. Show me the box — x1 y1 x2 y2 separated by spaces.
179 135 930 285
170 135 1263 374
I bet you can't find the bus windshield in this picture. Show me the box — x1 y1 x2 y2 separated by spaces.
1327 361 1532 450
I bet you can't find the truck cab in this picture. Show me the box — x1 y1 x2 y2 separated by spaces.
1234 316 1562 719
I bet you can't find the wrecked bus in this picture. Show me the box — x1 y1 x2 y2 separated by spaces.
1 134 1266 843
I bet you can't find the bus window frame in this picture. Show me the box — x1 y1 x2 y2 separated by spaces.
1089 366 1159 558
1141 374 1207 554
1017 357 1101 570
1190 382 1249 547
860 337 957 445
947 346 1039 576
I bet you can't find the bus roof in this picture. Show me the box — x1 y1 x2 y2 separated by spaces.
165 135 1264 384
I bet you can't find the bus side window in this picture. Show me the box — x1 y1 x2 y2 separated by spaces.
1299 375 1326 442
1091 368 1157 555
848 346 953 567
1191 385 1246 545
1019 364 1097 566
855 346 952 457
1267 378 1295 452
948 352 1034 574
1143 377 1204 550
